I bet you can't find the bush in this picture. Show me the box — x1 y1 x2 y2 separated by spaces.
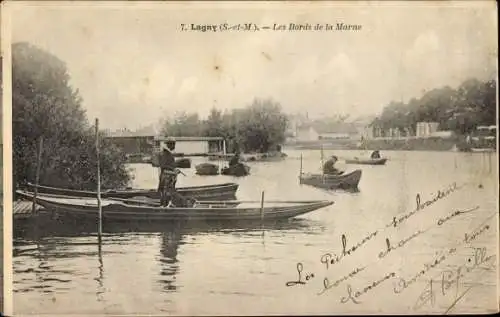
12 42 131 190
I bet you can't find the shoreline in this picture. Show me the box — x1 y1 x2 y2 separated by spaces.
284 137 496 153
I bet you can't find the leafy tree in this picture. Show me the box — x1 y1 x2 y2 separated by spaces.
161 111 201 137
12 42 131 190
372 77 497 135
161 98 288 153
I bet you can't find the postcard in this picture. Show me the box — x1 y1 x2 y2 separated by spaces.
1 1 498 315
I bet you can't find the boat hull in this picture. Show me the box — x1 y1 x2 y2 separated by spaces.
26 182 238 200
16 191 334 222
345 158 387 165
299 169 362 190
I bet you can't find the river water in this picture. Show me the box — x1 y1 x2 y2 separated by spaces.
13 149 498 315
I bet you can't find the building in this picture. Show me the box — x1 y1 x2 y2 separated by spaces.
292 125 319 142
153 136 226 155
416 122 439 138
104 130 156 155
105 125 226 157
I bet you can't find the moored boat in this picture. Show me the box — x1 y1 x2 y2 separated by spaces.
299 169 362 190
16 190 334 222
195 163 219 175
344 157 387 165
17 190 241 208
25 182 238 201
221 163 250 177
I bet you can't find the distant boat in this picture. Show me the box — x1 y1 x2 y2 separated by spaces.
471 148 495 153
299 169 362 190
16 190 334 222
344 157 388 165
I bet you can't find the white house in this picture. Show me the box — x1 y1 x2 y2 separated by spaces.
416 122 439 137
295 126 319 141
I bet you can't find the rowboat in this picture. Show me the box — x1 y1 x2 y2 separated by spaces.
471 148 495 153
16 190 334 222
25 182 238 201
221 163 250 177
17 190 241 208
195 163 219 175
344 157 388 165
299 169 362 190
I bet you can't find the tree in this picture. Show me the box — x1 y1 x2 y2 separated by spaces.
372 77 497 135
237 98 288 152
12 42 131 190
161 111 201 137
165 98 289 153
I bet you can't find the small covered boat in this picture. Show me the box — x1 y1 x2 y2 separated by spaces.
195 163 219 175
299 169 362 190
25 182 238 201
175 158 192 168
344 157 388 165
16 191 334 222
221 163 250 177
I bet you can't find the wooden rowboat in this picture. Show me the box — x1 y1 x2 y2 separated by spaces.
16 190 334 222
344 158 388 165
299 169 362 190
18 191 241 208
25 182 238 201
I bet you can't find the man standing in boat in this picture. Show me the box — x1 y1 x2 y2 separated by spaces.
158 143 177 207
228 150 241 167
323 155 343 175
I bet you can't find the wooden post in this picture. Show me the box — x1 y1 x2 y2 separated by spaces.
260 191 265 222
320 145 324 168
95 118 102 238
299 154 303 184
300 153 303 175
32 137 44 215
320 144 325 181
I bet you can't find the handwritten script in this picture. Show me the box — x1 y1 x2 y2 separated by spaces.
285 182 496 312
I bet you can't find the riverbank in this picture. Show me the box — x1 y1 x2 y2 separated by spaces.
285 136 491 152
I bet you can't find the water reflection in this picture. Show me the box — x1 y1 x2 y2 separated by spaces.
96 242 104 301
14 213 325 303
158 230 181 292
15 213 325 239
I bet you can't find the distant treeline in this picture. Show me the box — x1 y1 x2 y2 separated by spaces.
161 98 288 153
372 78 496 135
12 42 131 190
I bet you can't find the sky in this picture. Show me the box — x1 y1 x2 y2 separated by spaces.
8 1 498 130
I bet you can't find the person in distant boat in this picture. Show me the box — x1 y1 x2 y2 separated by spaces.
323 155 343 175
229 151 241 167
158 144 177 207
370 150 381 159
